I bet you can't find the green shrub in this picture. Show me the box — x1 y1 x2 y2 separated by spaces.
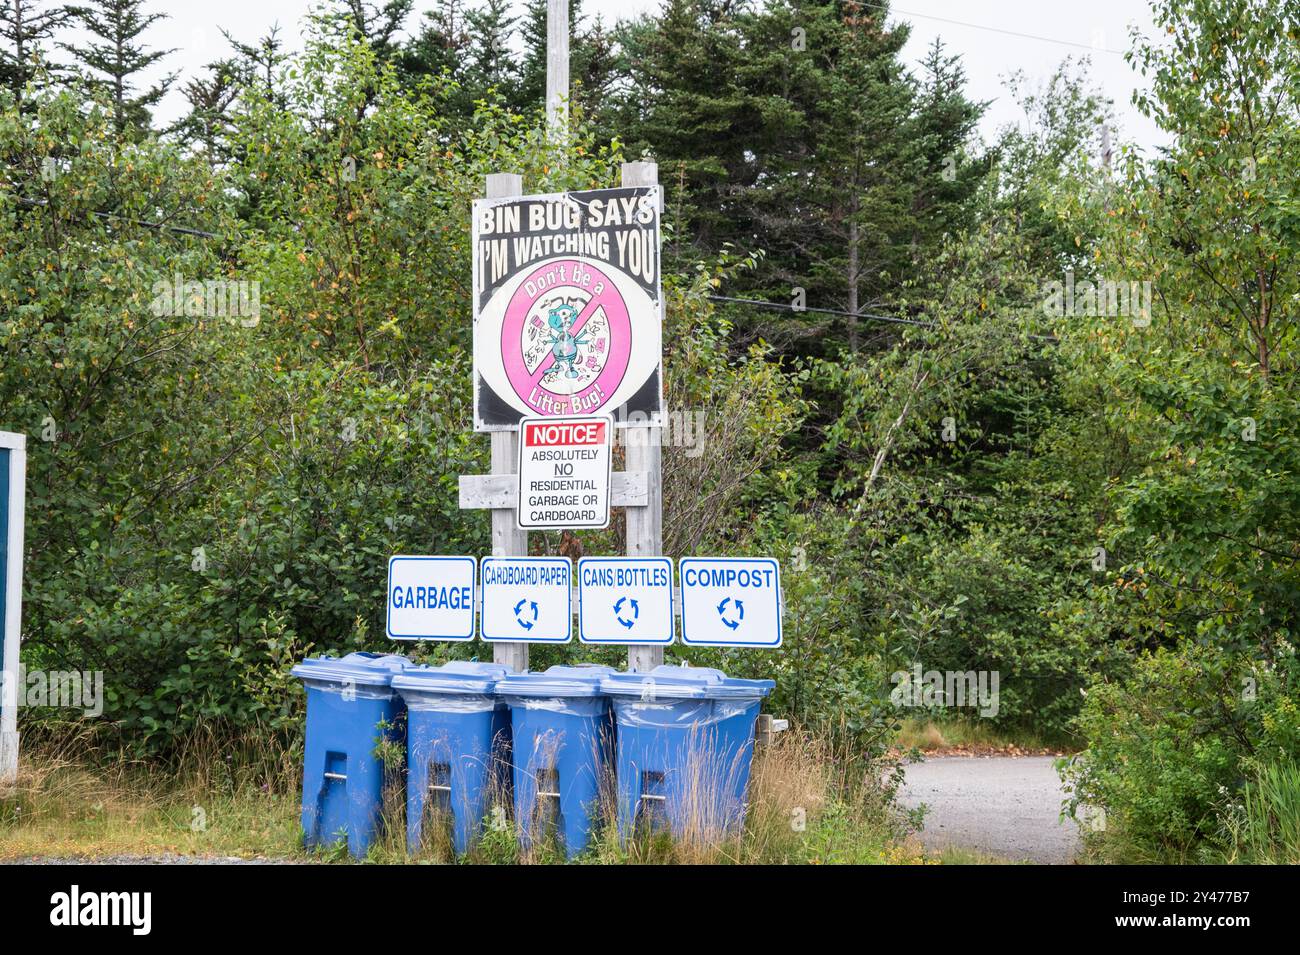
1063 641 1300 859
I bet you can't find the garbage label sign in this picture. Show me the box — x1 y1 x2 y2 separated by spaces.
386 556 476 641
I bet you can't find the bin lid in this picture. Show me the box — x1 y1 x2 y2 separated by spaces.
600 665 775 700
391 660 511 696
497 664 617 698
290 652 410 688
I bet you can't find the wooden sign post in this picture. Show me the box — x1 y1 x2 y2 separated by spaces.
620 161 664 674
485 172 529 675
460 163 665 672
457 5 666 672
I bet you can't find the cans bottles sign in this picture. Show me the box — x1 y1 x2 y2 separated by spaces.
472 187 664 430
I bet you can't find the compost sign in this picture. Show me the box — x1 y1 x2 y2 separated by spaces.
472 186 664 431
679 557 783 648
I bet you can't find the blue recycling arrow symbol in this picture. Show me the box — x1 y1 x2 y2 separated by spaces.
614 595 640 629
514 598 539 631
717 596 745 630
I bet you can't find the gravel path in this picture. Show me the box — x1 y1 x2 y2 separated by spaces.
898 755 1081 864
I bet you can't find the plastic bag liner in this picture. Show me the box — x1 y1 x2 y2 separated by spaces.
496 664 616 716
599 665 774 701
505 696 602 714
391 661 511 713
607 696 758 728
290 652 410 700
400 692 499 713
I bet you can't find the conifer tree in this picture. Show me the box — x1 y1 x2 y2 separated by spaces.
398 0 477 118
223 23 288 106
338 0 413 62
169 58 239 163
0 0 69 107
61 0 174 136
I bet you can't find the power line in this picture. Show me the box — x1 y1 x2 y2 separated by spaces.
706 293 1059 342
9 199 1056 343
12 196 224 239
847 0 1129 56
708 293 936 330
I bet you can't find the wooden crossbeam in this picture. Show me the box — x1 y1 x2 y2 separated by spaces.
459 471 648 510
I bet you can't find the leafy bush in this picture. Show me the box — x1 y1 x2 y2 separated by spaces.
1062 641 1300 858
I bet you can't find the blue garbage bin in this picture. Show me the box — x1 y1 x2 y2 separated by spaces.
291 652 410 858
392 662 512 856
497 665 616 858
600 665 774 842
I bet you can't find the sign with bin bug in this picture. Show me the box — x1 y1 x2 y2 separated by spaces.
471 186 665 431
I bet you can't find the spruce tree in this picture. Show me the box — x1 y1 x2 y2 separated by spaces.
400 0 533 121
338 0 413 62
169 58 239 163
0 0 70 107
397 0 476 118
612 0 754 258
463 0 519 102
907 39 988 255
222 23 288 106
61 0 174 137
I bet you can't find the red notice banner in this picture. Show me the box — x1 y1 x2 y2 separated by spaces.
524 420 607 447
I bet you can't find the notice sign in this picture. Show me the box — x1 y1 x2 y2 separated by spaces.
480 557 572 643
386 556 476 641
577 557 674 645
679 558 783 648
472 187 664 430
517 415 612 530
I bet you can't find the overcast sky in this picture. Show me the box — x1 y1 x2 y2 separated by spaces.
87 0 1168 153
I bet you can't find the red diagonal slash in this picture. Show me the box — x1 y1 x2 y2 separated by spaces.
530 294 605 384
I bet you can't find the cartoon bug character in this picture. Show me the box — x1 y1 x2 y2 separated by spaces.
546 302 589 379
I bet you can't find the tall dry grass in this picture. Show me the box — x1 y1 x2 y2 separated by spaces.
0 723 302 860
2 720 910 864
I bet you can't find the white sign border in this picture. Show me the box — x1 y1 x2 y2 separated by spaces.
479 555 574 644
576 556 675 646
679 557 783 649
516 414 613 531
385 555 477 642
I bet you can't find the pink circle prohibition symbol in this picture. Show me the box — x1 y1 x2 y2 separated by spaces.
500 258 632 415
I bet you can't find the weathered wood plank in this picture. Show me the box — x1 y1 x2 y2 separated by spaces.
485 173 529 674
623 160 665 674
459 470 648 510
